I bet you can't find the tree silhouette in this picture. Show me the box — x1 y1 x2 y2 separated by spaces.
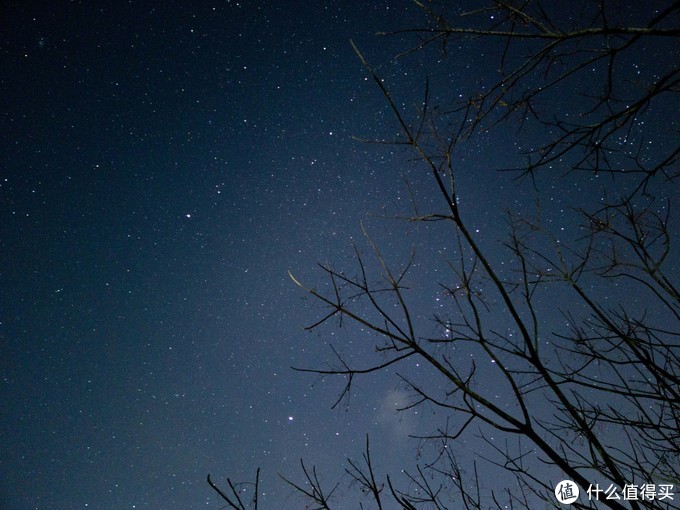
210 2 679 508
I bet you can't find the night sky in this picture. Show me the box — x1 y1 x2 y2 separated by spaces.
1 1 678 509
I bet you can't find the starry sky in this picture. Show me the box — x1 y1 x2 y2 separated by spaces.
1 1 678 509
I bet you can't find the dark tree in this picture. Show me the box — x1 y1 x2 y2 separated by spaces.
210 2 679 508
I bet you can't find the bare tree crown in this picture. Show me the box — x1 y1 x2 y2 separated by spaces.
210 2 679 509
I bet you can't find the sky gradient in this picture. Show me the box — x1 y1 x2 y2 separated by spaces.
2 1 678 509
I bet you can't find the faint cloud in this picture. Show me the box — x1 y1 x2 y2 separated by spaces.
376 389 417 439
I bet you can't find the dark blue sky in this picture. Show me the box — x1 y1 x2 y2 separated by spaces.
2 1 678 509
0 2 455 508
